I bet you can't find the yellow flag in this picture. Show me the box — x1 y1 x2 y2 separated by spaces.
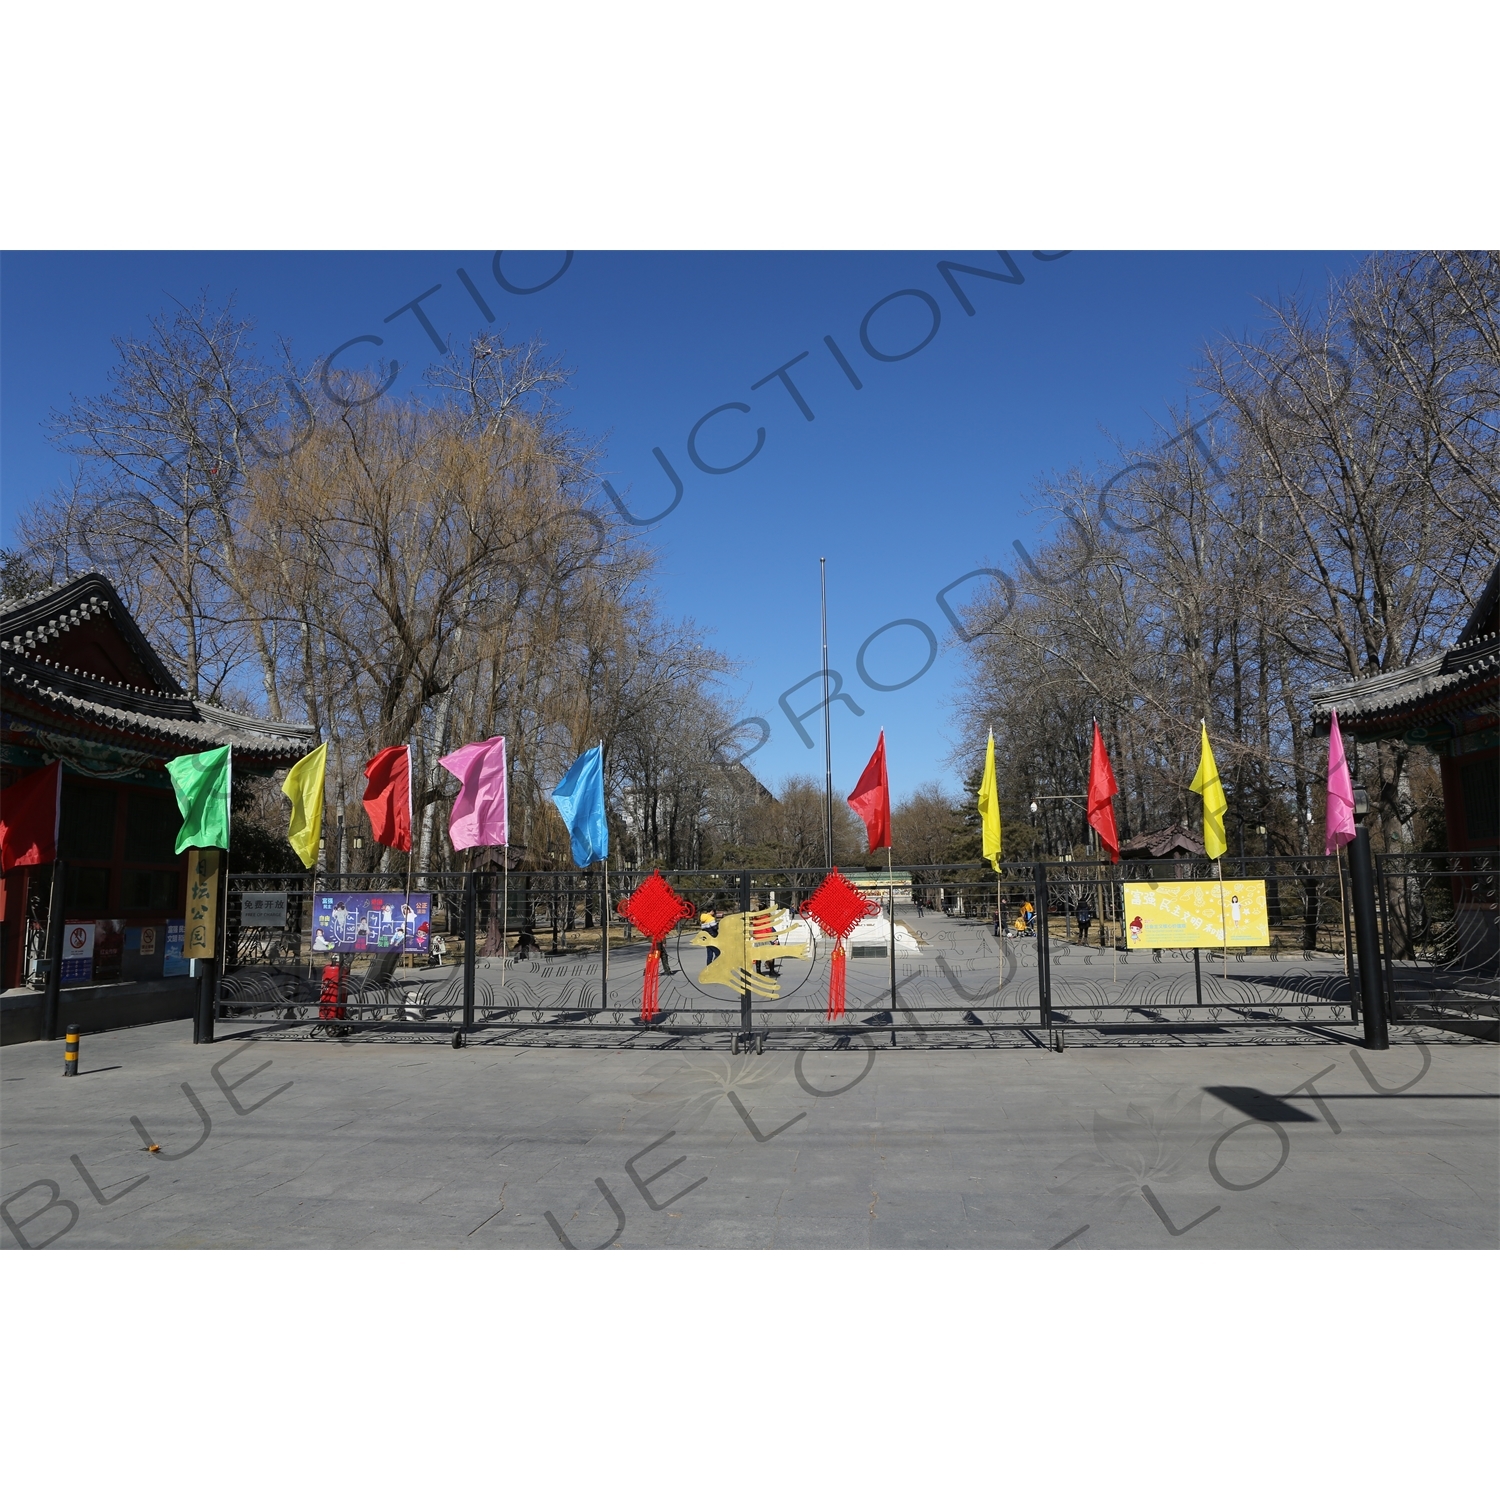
1188 722 1228 860
978 730 1003 870
281 742 327 870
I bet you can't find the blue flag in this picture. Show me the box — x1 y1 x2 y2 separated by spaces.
551 745 609 867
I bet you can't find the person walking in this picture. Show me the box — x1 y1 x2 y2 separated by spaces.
699 909 721 966
654 935 675 976
1076 897 1093 944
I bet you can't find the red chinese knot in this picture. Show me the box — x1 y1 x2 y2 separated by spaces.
616 870 696 941
616 871 695 1023
800 869 881 1022
800 868 880 941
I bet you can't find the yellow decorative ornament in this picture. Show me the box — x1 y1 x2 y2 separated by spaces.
690 910 808 999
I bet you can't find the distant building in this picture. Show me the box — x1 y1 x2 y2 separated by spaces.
846 869 913 903
1311 560 1499 854
1117 824 1207 862
705 758 776 852
1 573 314 1006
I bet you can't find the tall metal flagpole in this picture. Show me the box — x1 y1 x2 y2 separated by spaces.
820 558 833 871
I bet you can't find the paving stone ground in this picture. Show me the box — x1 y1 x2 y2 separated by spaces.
2 1002 1495 1250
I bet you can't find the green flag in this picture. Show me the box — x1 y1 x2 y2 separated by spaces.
168 745 231 853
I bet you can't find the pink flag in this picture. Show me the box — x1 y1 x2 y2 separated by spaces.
1325 710 1357 854
440 736 508 850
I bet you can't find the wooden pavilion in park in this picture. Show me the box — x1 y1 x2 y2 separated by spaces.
0 573 315 1035
1311 561 1500 855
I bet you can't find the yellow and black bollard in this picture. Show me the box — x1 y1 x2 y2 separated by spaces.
63 1026 81 1077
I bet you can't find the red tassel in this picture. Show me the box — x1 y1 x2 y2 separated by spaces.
827 940 847 1021
641 947 661 1022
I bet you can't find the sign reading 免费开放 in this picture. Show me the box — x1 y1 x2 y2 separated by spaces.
1123 880 1270 949
240 892 289 929
312 891 431 954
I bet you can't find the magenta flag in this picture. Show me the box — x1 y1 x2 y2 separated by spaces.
440 736 508 850
1325 710 1357 854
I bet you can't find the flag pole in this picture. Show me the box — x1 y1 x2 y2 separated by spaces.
599 742 609 1010
1218 857 1229 979
402 743 415 971
820 557 833 871
501 743 509 1014
1334 849 1351 979
990 858 1002 1020
986 725 1003 1015
886 844 897 1016
405 743 415 900
405 747 417 894
991 726 1002 1016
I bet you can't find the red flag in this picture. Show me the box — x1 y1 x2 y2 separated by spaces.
362 745 413 851
846 731 891 851
1087 721 1120 863
1 761 62 872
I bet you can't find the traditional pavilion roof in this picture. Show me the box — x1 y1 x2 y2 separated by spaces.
1310 561 1500 745
0 573 315 766
1118 824 1205 860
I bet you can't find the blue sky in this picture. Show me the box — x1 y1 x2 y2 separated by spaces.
0 250 1364 798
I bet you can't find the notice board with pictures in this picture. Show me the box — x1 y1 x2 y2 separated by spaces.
312 891 431 954
1122 880 1270 949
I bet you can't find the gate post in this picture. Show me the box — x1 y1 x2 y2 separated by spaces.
41 859 67 1042
462 870 477 1032
194 958 217 1044
1033 862 1052 1031
1346 826 1388 1050
195 854 225 1045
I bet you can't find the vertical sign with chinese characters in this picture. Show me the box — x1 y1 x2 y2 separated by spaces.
184 848 221 959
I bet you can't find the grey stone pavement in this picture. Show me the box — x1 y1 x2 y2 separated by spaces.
3 982 1496 1250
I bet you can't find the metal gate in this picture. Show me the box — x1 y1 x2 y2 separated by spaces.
213 855 1429 1048
1377 851 1499 1040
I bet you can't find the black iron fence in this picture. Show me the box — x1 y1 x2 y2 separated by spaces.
1377 851 1498 1035
209 852 1480 1048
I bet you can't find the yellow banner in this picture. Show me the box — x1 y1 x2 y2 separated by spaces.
1123 879 1269 949
184 848 221 959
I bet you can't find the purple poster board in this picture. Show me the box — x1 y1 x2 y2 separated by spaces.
312 891 431 954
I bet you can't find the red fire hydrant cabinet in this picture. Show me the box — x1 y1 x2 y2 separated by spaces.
318 963 347 1021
